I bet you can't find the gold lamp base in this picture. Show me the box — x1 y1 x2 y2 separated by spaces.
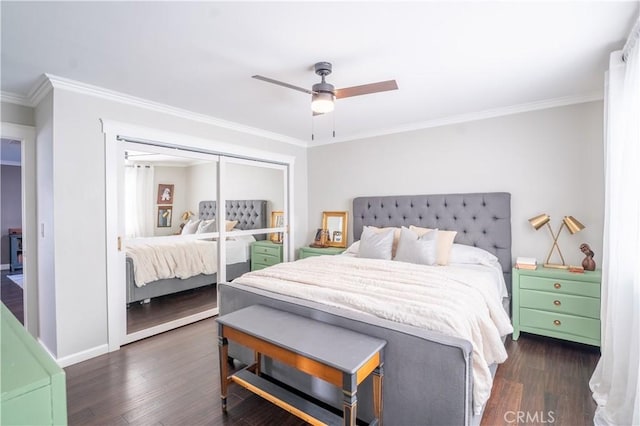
543 263 570 270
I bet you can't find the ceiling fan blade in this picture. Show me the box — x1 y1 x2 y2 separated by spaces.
252 75 315 95
335 80 398 99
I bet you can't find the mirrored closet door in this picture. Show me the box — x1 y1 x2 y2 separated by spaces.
119 143 290 342
123 144 221 335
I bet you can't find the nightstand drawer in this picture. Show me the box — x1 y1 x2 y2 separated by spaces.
519 275 600 298
520 308 600 341
520 290 600 319
253 253 280 267
253 244 281 257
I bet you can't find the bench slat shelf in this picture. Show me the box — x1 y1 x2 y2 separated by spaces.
231 369 343 426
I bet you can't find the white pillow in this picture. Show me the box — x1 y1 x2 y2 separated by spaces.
181 219 201 235
358 227 395 260
196 219 216 234
363 226 402 257
409 225 457 265
343 241 360 255
394 227 438 265
448 244 498 266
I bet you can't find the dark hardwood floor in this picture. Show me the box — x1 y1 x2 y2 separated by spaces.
66 318 600 426
481 334 599 426
1 270 23 324
127 285 217 333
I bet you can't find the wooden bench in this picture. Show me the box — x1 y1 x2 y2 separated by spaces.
217 305 386 426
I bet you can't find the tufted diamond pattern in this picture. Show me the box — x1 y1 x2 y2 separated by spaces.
198 200 268 240
353 193 512 293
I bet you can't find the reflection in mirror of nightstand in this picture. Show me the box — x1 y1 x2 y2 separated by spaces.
299 246 345 259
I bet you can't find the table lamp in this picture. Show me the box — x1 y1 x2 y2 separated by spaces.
528 213 585 269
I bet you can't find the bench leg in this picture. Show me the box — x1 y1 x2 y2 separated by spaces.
343 389 357 426
255 351 262 376
218 332 229 412
373 365 384 426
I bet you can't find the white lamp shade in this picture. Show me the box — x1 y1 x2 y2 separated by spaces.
311 92 335 113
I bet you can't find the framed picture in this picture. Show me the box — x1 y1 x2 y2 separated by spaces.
333 230 343 243
157 184 174 205
158 206 172 228
270 211 284 243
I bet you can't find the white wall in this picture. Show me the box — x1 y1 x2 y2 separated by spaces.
186 162 217 214
308 101 604 267
35 91 57 353
226 162 285 214
41 87 307 359
185 161 285 220
1 101 35 126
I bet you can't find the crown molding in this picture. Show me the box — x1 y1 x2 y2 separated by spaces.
43 74 307 147
309 91 604 147
29 75 54 107
0 91 32 107
3 73 604 149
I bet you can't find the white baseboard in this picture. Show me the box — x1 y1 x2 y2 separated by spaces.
1 264 9 271
38 338 110 368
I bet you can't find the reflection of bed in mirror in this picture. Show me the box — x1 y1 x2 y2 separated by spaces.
126 200 267 304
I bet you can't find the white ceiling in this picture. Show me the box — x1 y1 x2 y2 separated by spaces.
1 2 638 145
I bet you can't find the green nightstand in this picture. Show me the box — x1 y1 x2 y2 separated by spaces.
299 246 345 259
512 267 601 346
251 240 283 271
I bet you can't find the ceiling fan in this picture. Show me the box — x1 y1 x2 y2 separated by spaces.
252 62 398 115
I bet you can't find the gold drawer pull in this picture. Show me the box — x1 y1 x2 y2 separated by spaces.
554 283 561 289
553 320 561 326
553 300 561 306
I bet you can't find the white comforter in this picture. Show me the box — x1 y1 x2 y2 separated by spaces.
233 255 513 414
126 236 253 287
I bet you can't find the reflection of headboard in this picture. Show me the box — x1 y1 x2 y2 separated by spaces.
353 192 512 294
199 200 268 240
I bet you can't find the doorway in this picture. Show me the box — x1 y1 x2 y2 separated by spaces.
1 138 23 321
0 123 37 337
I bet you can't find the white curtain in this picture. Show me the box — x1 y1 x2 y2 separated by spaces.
124 164 155 238
590 19 640 426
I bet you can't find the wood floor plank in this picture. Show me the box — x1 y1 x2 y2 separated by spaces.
66 319 600 426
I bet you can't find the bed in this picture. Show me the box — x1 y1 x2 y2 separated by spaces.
219 192 512 425
126 200 267 304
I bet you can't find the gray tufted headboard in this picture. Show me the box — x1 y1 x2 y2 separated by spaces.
353 192 512 294
198 200 268 240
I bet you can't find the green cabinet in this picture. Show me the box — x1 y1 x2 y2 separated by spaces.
250 240 283 271
1 303 67 425
512 267 601 346
299 246 345 259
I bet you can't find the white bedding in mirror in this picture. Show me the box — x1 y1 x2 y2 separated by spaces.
126 235 255 286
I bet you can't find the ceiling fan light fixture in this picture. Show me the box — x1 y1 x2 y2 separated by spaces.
311 92 335 114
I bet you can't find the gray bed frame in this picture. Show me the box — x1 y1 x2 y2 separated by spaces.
219 192 511 425
126 200 267 304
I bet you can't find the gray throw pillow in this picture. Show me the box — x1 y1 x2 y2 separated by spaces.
196 219 216 234
394 227 438 265
357 227 395 260
181 219 201 235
